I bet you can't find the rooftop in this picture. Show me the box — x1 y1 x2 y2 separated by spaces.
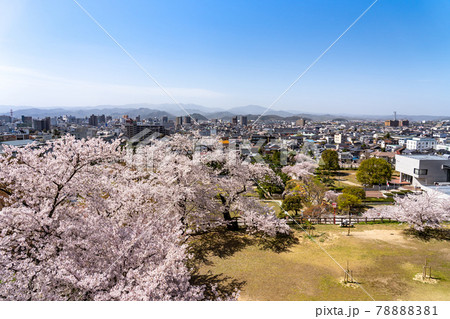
425 185 450 198
0 139 36 146
399 154 450 161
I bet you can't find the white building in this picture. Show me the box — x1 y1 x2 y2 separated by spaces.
405 137 436 151
395 154 450 186
398 138 412 147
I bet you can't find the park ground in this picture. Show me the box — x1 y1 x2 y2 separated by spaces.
199 223 450 301
329 169 400 188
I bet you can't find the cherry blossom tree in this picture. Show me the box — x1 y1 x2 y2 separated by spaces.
363 191 450 231
142 135 289 233
0 134 287 300
281 153 317 180
0 136 207 300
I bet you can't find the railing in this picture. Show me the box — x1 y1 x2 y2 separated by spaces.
286 216 396 225
236 216 397 227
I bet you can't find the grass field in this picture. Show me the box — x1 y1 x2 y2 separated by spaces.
332 169 401 188
199 224 450 301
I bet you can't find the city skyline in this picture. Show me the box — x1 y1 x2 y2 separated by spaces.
1 0 449 115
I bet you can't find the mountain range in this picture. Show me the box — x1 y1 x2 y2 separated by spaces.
0 104 449 122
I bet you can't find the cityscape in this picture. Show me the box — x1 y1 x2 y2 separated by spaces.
0 0 449 315
1 107 450 194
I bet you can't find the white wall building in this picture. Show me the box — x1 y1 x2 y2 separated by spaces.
334 134 343 144
405 137 436 151
395 154 450 186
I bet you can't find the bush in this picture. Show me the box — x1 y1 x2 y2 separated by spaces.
363 197 395 203
342 186 366 199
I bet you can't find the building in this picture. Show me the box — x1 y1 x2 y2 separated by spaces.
240 116 248 126
405 137 436 151
21 116 33 126
32 117 51 131
73 127 98 140
175 117 183 127
295 118 306 126
385 120 399 127
162 116 168 124
124 122 166 139
334 134 344 144
184 116 192 125
232 116 238 125
89 114 99 126
0 139 37 155
98 114 106 124
395 154 450 186
0 115 12 123
399 120 409 127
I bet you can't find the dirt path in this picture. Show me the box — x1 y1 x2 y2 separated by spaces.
351 229 413 248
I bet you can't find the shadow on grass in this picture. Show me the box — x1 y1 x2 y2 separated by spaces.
188 227 300 268
190 271 246 300
188 227 256 266
256 232 299 253
404 227 450 241
187 227 299 298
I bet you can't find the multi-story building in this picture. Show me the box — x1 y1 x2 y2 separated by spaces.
240 116 248 126
399 120 409 127
0 115 12 123
32 117 51 131
334 134 344 144
89 114 99 126
385 120 399 127
21 116 33 126
405 137 436 151
295 118 306 126
395 154 450 186
184 116 192 125
98 114 106 124
124 121 166 140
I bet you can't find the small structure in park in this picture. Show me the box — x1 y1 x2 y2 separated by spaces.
341 261 359 288
413 259 439 284
422 259 432 281
344 261 354 284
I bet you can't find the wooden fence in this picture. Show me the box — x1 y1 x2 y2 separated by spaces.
287 216 395 225
236 216 397 227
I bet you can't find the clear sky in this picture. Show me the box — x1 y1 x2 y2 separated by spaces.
0 0 449 115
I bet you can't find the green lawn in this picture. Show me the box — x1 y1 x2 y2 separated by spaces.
199 224 450 301
334 170 361 187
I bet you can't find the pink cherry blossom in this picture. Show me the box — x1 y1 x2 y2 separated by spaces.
0 135 287 300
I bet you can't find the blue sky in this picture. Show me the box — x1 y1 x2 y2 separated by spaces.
0 0 449 115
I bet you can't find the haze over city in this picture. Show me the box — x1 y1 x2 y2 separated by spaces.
1 0 449 116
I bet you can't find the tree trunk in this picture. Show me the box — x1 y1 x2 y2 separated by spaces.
223 210 238 231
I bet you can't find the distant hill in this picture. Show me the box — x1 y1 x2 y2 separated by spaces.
1 103 448 122
190 113 208 121
226 105 294 117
